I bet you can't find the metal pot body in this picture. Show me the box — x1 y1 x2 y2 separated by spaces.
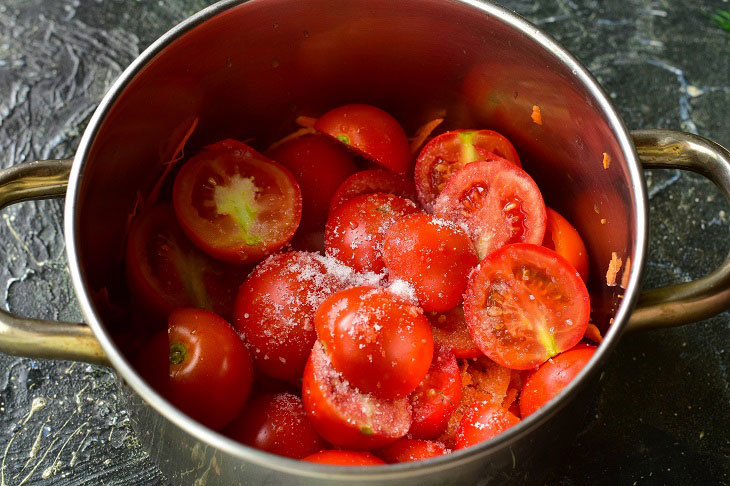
66 0 648 484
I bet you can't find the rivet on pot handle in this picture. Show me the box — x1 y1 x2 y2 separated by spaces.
0 159 109 366
628 129 730 332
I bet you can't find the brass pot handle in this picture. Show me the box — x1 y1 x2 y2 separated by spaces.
0 159 109 365
627 130 730 332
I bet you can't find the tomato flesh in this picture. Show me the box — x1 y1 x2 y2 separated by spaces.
408 347 462 440
173 139 302 264
268 134 358 231
125 204 245 320
383 213 477 312
329 169 418 215
315 104 412 174
519 345 596 418
428 307 482 359
415 129 521 210
315 286 433 399
542 207 589 282
302 341 412 450
234 252 344 381
224 392 326 459
167 308 253 431
325 192 419 273
433 159 546 260
455 403 520 449
302 450 386 466
464 243 590 370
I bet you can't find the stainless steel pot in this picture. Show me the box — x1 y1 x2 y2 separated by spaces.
1 0 730 484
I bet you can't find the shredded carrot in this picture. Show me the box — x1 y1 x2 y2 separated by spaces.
584 323 603 344
606 251 622 287
410 118 444 154
267 127 316 152
602 152 611 169
531 105 543 125
620 257 632 289
295 115 317 128
146 118 199 207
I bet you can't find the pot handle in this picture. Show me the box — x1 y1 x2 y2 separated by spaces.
627 129 730 332
0 159 109 365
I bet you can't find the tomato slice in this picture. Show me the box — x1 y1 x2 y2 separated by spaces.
173 139 302 264
455 403 520 449
383 213 478 312
329 169 418 215
376 439 448 463
302 450 386 466
224 392 326 459
542 207 589 282
302 341 412 450
268 134 358 231
519 345 596 418
415 130 521 210
314 104 412 174
427 307 482 359
433 159 546 260
125 204 246 320
234 252 345 381
463 244 590 370
408 347 462 440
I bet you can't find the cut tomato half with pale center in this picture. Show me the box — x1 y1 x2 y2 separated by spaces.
463 243 590 370
173 139 301 264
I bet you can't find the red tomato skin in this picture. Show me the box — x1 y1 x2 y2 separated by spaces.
167 308 254 431
224 392 327 459
329 169 418 215
428 307 483 359
233 252 344 381
433 159 546 260
315 104 412 174
301 342 412 450
134 331 172 399
268 134 358 231
463 244 590 370
542 208 589 282
519 345 597 418
173 139 302 264
125 204 245 321
383 214 478 312
376 439 448 463
302 450 386 466
455 403 521 449
408 347 462 440
415 129 521 210
315 286 434 399
324 193 419 274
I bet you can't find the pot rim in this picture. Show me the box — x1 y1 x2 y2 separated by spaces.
64 0 647 479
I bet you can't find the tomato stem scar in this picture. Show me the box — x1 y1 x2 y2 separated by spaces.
169 342 187 365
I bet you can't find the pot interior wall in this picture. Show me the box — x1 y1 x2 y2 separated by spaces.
76 0 635 350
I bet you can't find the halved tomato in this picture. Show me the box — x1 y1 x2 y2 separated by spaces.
314 104 412 174
415 130 521 210
463 244 590 370
433 159 546 259
125 204 246 320
542 207 589 282
172 139 302 264
329 169 418 215
302 341 412 450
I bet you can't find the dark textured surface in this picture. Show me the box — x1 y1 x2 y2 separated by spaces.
1 0 729 485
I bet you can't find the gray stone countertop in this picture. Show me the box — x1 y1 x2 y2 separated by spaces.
0 0 729 484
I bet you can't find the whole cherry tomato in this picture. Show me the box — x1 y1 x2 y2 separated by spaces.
224 392 326 459
173 139 302 264
376 439 448 463
519 345 597 418
463 244 590 370
166 308 254 430
542 207 589 282
268 134 358 231
315 104 412 174
329 169 418 215
315 286 433 399
455 403 520 449
302 450 386 466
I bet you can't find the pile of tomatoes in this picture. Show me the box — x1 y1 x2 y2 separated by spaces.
127 104 598 466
